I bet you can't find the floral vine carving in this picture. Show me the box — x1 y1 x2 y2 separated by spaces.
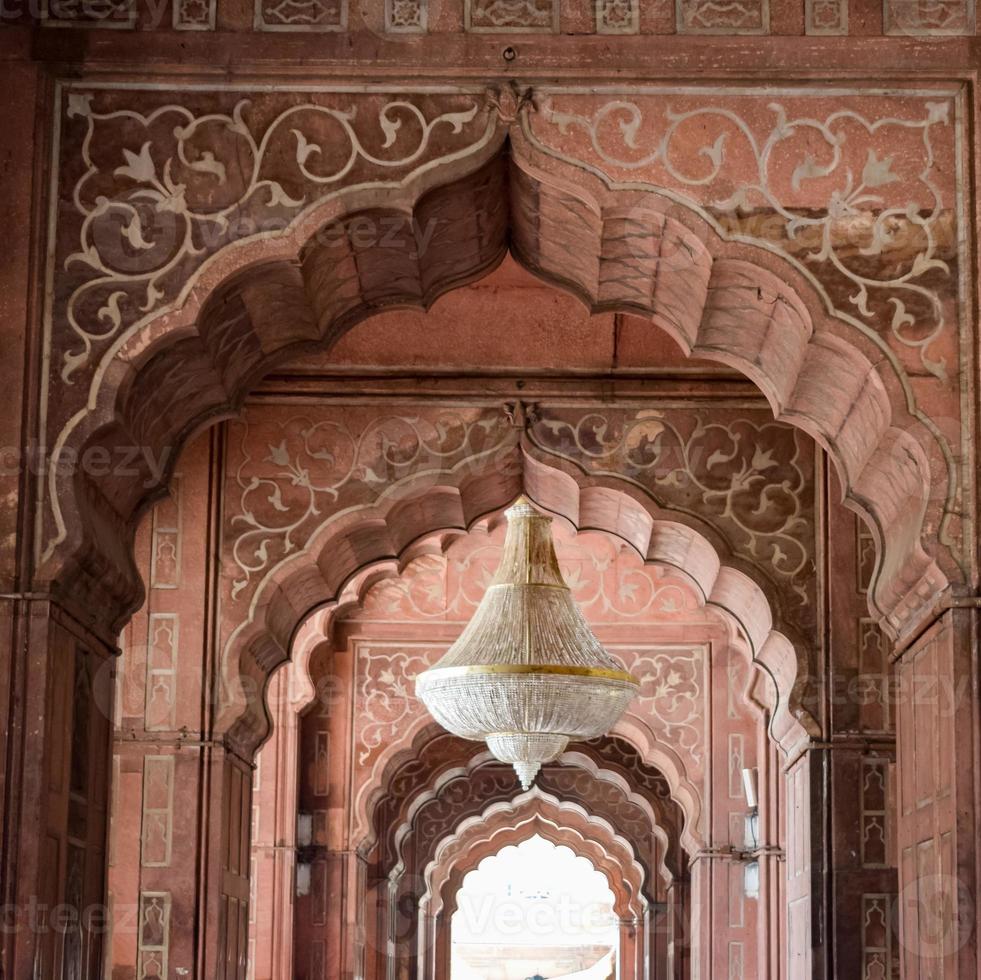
356 646 433 767
58 92 486 379
530 407 815 617
631 647 706 773
531 96 957 379
225 407 513 600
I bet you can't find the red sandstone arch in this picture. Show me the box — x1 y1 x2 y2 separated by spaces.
358 722 689 873
221 454 811 798
285 546 697 863
416 794 660 980
283 535 702 857
39 134 946 658
376 749 677 892
422 793 649 920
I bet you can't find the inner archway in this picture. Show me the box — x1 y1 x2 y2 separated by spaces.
450 835 619 980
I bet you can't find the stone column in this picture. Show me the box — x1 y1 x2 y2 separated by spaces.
664 879 689 979
106 430 254 979
894 606 979 978
1 600 115 980
0 57 73 980
823 493 902 979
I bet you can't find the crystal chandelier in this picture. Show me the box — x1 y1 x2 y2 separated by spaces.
416 497 639 790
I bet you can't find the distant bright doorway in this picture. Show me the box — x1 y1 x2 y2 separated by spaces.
451 835 619 980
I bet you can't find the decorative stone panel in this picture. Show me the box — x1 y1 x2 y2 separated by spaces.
255 0 346 28
884 0 974 33
596 0 638 31
676 0 768 33
805 0 847 32
173 0 216 28
41 0 135 27
464 0 558 31
386 0 426 29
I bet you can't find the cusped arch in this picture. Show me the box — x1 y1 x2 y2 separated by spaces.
422 791 650 921
40 135 946 656
384 752 678 889
223 451 814 784
361 724 688 877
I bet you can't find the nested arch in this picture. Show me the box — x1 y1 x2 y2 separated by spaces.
361 724 688 881
40 134 946 655
422 792 650 921
373 743 680 890
220 459 811 825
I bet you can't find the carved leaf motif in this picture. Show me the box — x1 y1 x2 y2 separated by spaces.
186 151 227 183
115 142 157 184
266 441 292 467
292 129 321 166
861 150 899 188
122 214 154 250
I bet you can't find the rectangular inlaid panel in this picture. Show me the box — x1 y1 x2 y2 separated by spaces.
465 0 558 30
149 479 181 589
677 0 768 32
861 894 893 980
173 0 216 27
136 892 171 980
145 613 178 731
884 0 974 32
861 758 889 867
313 731 330 797
728 733 745 800
596 0 639 31
254 0 347 29
140 756 174 867
385 0 426 30
805 0 847 32
41 0 135 27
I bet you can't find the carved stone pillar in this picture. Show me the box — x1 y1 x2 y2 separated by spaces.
649 900 671 979
688 850 761 979
1 600 114 980
110 734 253 979
106 431 253 980
0 56 67 980
784 747 829 980
295 849 366 980
618 912 649 980
894 607 979 978
823 493 901 979
251 666 303 980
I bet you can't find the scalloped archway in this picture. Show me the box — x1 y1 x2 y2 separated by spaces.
223 454 808 831
38 127 947 656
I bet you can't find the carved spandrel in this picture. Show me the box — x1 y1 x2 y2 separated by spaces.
530 406 817 628
221 405 514 604
528 91 962 384
50 89 491 387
